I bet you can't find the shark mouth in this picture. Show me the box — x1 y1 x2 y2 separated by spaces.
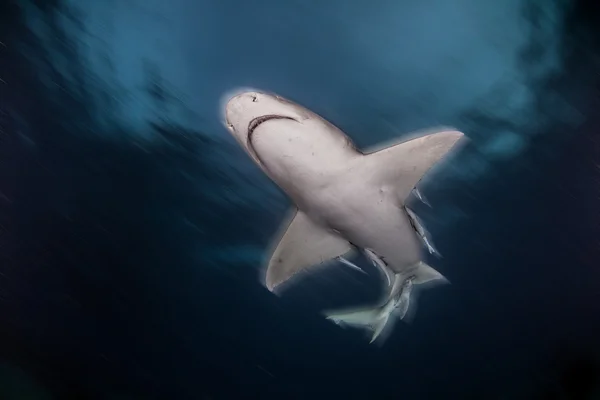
246 115 298 163
247 114 296 138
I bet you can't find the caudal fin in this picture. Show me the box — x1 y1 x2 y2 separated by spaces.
325 308 380 328
324 303 396 344
324 261 448 344
391 262 449 324
370 315 390 343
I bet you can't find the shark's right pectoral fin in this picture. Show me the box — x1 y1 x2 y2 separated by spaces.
265 209 353 291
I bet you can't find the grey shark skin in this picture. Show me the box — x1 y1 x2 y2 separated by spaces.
222 89 466 343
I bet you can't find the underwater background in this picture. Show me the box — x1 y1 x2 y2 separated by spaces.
1 0 600 398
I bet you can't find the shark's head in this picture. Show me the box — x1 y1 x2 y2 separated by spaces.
221 89 308 149
220 88 356 168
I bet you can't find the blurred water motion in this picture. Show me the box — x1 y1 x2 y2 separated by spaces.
0 0 599 398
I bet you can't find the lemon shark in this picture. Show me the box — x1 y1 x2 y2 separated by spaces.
222 89 465 343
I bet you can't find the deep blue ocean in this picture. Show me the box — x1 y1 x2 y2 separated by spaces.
1 0 599 398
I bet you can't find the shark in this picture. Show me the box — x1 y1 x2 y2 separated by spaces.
326 256 417 344
222 89 466 343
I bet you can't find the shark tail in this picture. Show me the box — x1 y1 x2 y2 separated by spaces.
371 262 448 342
325 259 449 344
388 261 448 321
401 261 449 287
369 315 390 343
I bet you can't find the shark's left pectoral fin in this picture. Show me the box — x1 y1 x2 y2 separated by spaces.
265 209 353 291
364 128 465 200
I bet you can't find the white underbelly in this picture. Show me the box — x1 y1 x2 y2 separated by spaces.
305 184 423 273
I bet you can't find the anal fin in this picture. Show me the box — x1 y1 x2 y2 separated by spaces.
410 261 448 285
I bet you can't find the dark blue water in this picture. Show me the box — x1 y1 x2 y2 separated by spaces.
1 0 599 398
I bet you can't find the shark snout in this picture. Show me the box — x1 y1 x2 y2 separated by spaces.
222 90 266 135
230 91 261 105
222 89 302 140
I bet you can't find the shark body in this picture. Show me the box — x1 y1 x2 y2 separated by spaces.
222 89 465 343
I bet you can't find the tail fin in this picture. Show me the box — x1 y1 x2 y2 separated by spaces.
324 260 449 344
390 261 449 324
326 308 380 328
370 314 390 343
325 304 395 344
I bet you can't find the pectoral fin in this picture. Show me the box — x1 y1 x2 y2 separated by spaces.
265 209 353 291
363 128 465 200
